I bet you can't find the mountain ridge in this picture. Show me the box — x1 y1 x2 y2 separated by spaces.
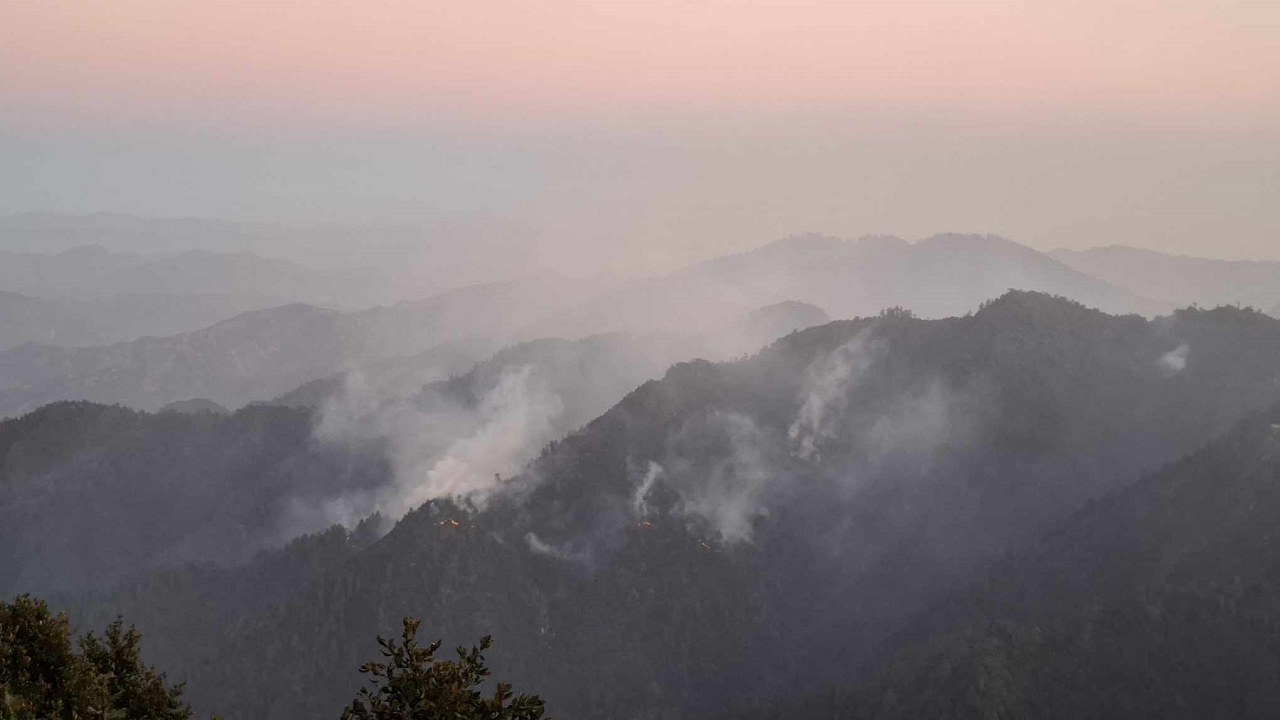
42 291 1280 719
1051 244 1280 311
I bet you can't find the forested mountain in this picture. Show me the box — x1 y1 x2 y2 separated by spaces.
1051 245 1280 312
157 398 229 414
0 402 389 596
0 292 105 351
796 403 1280 719
0 243 391 309
0 233 1164 418
0 305 369 418
0 289 290 353
0 211 493 299
529 234 1167 338
0 272 602 418
45 293 1280 719
269 342 483 410
272 301 829 412
0 332 702 595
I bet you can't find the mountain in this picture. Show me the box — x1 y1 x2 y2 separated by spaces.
531 234 1168 338
0 211 546 300
706 300 831 358
0 244 395 310
272 300 829 412
158 398 229 415
808 403 1280 720
0 272 605 418
1271 301 1280 318
269 342 482 410
0 304 371 418
95 249 391 309
0 289 293 352
0 402 389 597
1051 245 1280 311
0 291 106 351
49 293 1280 719
0 233 1162 418
0 333 701 594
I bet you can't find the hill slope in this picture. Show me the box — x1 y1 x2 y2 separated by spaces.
815 404 1280 720
0 272 603 417
531 234 1167 339
0 243 391 309
0 332 706 594
57 293 1280 719
1051 245 1280 311
0 291 106 351
0 304 367 417
0 401 390 597
0 289 292 352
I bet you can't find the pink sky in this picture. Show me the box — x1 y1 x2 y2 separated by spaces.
2 0 1277 266
5 0 1278 131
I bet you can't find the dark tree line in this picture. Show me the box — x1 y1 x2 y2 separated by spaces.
1 596 548 720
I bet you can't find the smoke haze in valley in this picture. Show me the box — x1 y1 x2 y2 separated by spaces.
4 3 1280 719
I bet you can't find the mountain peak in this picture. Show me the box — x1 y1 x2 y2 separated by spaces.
973 289 1111 321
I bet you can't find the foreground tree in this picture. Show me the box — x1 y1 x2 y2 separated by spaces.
0 595 191 720
341 618 548 720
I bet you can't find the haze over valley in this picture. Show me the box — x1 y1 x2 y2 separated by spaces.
3 1 1279 718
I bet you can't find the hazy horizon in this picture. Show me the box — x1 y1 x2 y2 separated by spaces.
4 0 1278 278
7 4 1280 717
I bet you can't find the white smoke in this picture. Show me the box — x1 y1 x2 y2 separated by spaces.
788 329 885 461
393 365 564 515
525 531 585 561
863 377 982 474
643 326 989 544
1159 343 1190 375
632 460 664 516
665 412 774 544
284 363 565 535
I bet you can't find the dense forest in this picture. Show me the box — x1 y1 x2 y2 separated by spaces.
765 403 1280 719
6 292 1278 718
8 0 1277 709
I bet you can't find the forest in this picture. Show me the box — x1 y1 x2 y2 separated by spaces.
7 292 1280 718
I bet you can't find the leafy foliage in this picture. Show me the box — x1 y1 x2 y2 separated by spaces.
0 595 190 720
342 619 547 720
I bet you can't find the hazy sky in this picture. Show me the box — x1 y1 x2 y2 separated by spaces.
3 0 1278 273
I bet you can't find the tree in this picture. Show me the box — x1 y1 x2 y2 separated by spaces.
341 618 549 720
0 595 191 720
79 618 191 720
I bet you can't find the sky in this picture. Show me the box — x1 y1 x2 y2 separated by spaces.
2 0 1278 274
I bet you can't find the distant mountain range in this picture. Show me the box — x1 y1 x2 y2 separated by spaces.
0 304 839 593
10 212 1280 717
3 232 1247 419
0 269 607 418
0 292 105 351
0 243 393 309
33 293 1280 719
272 300 830 412
0 289 291 352
1051 244 1280 311
0 211 514 297
527 233 1169 338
